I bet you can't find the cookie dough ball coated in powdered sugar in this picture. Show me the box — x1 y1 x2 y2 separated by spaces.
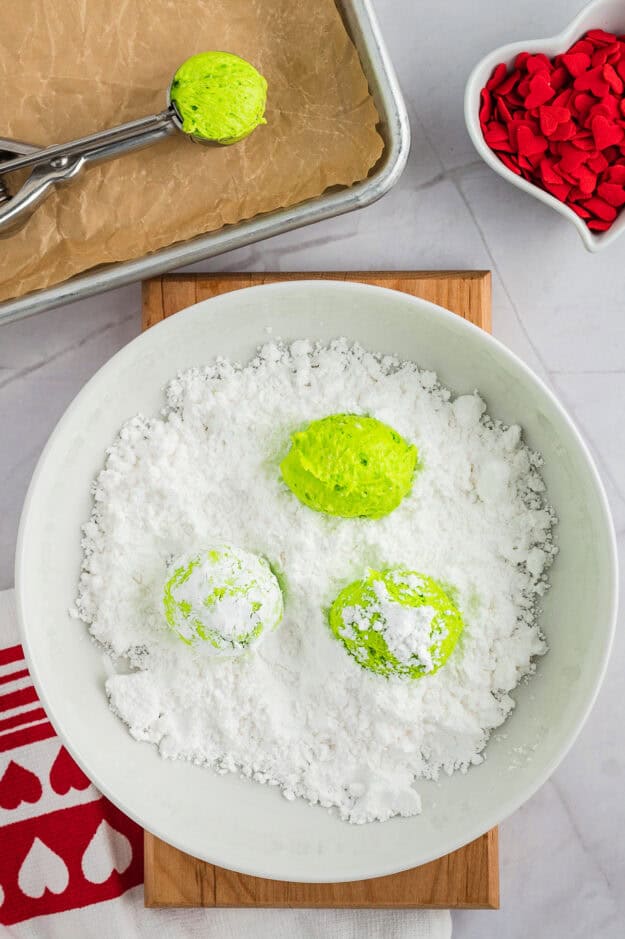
163 545 283 655
329 568 464 679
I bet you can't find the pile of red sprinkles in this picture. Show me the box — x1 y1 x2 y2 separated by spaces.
479 28 625 232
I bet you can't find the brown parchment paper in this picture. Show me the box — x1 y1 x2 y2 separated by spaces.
0 0 383 302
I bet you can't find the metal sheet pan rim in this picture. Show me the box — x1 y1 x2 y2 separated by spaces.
0 0 410 326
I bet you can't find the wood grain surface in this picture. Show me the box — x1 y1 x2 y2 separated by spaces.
142 270 491 331
142 270 498 910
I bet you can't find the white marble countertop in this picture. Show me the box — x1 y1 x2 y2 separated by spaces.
1 0 624 934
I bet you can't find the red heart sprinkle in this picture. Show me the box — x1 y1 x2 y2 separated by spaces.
551 66 569 91
479 89 492 126
575 66 610 96
516 125 548 156
562 52 591 76
587 151 609 173
549 120 577 141
597 181 625 205
505 91 524 109
559 143 589 173
607 164 625 183
604 63 624 93
551 91 573 113
539 104 571 136
589 96 620 121
556 167 577 185
587 218 612 230
525 73 555 108
542 179 571 201
497 97 513 122
569 40 594 56
576 164 598 194
486 63 508 91
592 114 625 149
571 133 596 150
568 187 587 202
592 48 609 68
540 157 563 184
507 117 538 145
484 121 509 141
484 122 514 153
526 53 553 74
571 91 594 118
586 29 618 45
582 196 618 220
495 70 520 96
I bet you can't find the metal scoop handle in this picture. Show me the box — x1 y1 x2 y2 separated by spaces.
0 109 177 176
0 109 179 235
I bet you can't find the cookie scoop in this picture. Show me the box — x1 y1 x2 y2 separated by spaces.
0 51 268 234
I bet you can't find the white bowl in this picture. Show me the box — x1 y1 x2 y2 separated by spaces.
465 0 625 252
16 280 617 882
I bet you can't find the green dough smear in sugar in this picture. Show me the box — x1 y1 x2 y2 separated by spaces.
280 414 418 519
329 569 464 679
163 545 282 655
170 51 267 144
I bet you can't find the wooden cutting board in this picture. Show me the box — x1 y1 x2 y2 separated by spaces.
141 270 498 910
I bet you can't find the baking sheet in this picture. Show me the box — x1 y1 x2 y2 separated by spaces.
0 0 384 303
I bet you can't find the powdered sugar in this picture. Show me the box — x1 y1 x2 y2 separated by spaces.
75 339 557 823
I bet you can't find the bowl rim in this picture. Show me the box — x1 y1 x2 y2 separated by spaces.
464 0 625 253
14 279 619 881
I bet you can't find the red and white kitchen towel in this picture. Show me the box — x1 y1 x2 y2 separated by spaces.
0 588 451 938
0 590 143 929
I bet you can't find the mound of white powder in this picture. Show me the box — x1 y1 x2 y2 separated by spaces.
75 339 557 823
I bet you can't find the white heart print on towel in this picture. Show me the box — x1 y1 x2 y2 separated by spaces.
81 820 132 884
18 838 69 898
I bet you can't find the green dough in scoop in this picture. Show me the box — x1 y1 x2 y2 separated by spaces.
163 545 283 655
280 414 418 519
328 569 464 679
170 51 267 144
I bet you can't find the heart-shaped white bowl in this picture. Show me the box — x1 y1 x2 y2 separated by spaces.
465 0 625 252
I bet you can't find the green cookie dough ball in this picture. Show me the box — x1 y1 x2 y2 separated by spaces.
170 51 267 145
163 545 282 655
280 414 418 519
328 569 463 679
